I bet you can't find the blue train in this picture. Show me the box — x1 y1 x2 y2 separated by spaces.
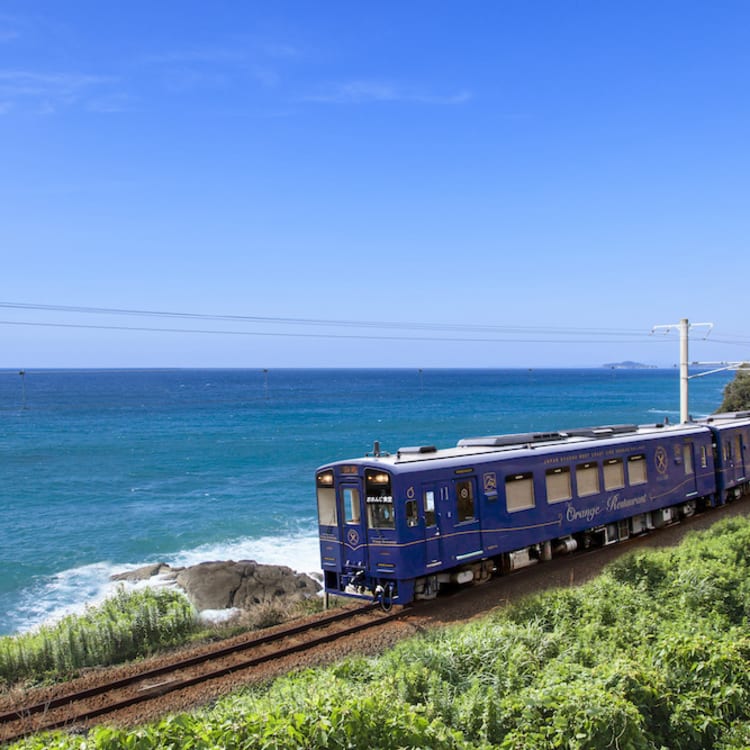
316 411 750 607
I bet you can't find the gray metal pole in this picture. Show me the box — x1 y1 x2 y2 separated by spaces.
679 318 689 423
651 318 713 424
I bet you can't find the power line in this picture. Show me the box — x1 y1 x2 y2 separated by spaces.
0 319 667 345
2 301 747 351
0 300 664 339
704 336 750 347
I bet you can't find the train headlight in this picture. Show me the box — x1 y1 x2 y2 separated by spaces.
317 471 334 487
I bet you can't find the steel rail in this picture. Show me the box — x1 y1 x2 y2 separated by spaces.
0 603 398 743
3 497 745 745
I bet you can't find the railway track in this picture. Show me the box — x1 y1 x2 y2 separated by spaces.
3 497 747 746
0 603 405 745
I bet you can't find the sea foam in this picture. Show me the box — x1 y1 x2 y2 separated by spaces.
5 530 321 635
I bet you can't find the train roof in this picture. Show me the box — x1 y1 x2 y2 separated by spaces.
321 420 715 473
698 410 750 426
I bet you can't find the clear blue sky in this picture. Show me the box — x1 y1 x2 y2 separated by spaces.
1 1 749 368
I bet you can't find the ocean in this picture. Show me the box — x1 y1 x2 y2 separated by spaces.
0 367 734 636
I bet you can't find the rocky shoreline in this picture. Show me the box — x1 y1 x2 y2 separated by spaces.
112 560 321 615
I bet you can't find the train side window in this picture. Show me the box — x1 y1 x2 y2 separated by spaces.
545 467 571 503
603 458 624 491
456 479 475 521
506 472 535 512
576 462 600 497
343 488 360 524
683 444 694 475
424 490 436 526
735 436 742 462
700 445 708 469
406 499 419 527
628 454 647 485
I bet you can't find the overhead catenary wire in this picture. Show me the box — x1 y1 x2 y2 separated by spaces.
0 300 648 334
1 301 748 351
0 318 665 345
0 301 686 342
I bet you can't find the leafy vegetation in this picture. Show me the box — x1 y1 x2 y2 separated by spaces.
718 366 750 412
0 589 330 691
0 588 196 686
11 514 750 749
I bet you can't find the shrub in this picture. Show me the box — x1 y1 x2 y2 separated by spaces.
718 368 750 413
0 587 196 686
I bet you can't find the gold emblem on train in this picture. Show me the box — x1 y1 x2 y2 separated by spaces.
655 446 669 475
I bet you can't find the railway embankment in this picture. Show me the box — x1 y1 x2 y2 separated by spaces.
5 499 750 749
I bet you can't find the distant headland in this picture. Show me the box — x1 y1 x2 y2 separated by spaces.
602 361 657 369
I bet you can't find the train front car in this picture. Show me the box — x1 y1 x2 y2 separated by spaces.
316 421 726 609
316 453 417 608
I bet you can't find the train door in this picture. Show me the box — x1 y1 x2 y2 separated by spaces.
682 441 698 499
448 476 483 564
736 430 747 481
422 484 442 568
340 481 368 570
723 430 743 489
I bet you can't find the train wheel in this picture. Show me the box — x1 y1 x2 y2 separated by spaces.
681 499 697 518
472 560 493 585
414 575 439 600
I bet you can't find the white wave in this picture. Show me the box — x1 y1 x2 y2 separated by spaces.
10 562 167 635
7 531 322 636
163 531 321 576
198 607 242 624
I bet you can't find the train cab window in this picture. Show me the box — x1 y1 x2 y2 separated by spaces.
343 488 361 524
683 444 694 475
406 499 418 527
506 472 535 512
628 454 647 485
316 471 337 525
545 467 571 503
576 462 600 497
424 490 436 526
365 469 394 530
604 458 625 491
367 501 395 529
456 479 475 521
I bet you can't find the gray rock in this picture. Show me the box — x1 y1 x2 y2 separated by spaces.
111 563 173 582
111 559 320 613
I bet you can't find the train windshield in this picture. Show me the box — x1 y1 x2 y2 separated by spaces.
316 470 337 525
365 469 395 530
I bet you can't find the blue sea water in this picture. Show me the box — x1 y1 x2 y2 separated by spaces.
0 367 734 636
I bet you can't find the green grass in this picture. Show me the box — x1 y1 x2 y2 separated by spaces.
11 515 750 748
0 587 197 686
1 588 331 690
